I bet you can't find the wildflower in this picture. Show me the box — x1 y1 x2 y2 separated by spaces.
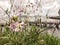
10 21 25 32
10 18 21 32
11 15 18 22
10 15 25 32
10 22 18 29
19 21 25 30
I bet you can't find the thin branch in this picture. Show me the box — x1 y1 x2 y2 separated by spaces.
0 0 15 24
10 0 14 11
46 9 50 16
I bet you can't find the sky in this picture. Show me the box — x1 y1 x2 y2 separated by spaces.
0 0 60 16
41 0 60 16
0 0 10 10
0 0 60 23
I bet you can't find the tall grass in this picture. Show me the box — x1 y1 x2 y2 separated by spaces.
0 26 60 45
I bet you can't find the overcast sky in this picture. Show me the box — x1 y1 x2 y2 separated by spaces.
0 0 60 23
0 0 60 16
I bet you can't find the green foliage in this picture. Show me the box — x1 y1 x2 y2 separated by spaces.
0 26 60 45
